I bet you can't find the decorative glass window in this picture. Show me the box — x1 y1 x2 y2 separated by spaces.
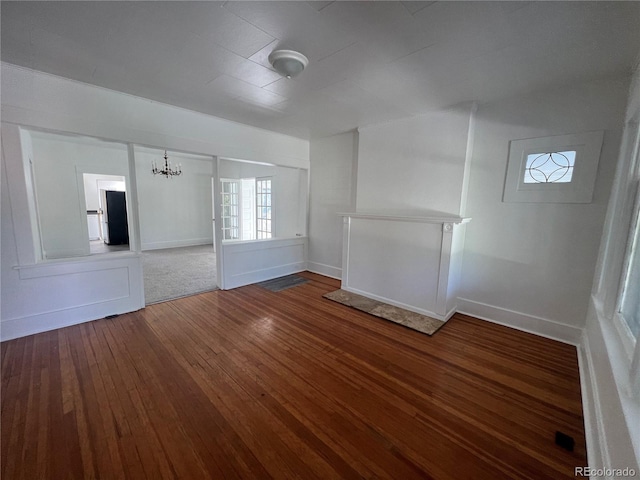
220 179 240 240
256 177 273 239
524 151 576 184
503 131 604 203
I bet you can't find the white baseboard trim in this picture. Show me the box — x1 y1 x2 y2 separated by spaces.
142 238 213 251
1 300 142 342
578 332 609 472
224 262 306 290
306 261 342 280
456 297 582 346
343 286 455 321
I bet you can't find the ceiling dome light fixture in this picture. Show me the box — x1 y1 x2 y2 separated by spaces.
268 49 309 79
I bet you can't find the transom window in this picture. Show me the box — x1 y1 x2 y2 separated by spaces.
524 150 576 184
503 131 603 203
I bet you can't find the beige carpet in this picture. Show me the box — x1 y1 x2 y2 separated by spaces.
323 289 446 336
142 244 217 304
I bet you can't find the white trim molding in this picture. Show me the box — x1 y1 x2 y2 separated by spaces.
456 297 583 345
579 297 640 473
578 331 610 472
306 261 342 280
337 211 471 225
503 131 604 204
141 238 213 251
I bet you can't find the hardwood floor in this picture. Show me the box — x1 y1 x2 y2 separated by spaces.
1 272 586 479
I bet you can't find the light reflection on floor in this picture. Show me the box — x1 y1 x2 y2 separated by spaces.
252 317 274 334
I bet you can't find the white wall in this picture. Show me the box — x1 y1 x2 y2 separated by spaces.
276 165 308 238
458 77 630 342
1 63 309 169
356 105 474 216
30 130 130 259
306 76 629 341
218 159 307 239
83 173 125 211
135 148 214 250
308 131 357 278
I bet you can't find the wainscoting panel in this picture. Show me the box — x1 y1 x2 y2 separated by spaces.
1 253 144 341
220 236 307 290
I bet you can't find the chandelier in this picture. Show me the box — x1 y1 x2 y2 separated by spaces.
152 150 182 178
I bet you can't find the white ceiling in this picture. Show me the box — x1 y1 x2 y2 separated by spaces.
2 1 639 139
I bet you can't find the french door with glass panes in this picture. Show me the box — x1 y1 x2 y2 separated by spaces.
220 179 240 240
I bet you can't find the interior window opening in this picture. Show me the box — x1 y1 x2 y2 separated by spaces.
220 176 273 240
23 128 131 260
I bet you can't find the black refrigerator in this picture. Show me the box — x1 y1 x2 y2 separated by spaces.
101 190 129 245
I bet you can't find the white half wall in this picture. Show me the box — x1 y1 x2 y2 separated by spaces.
459 76 630 334
308 131 358 279
0 254 144 342
1 146 144 339
135 147 214 250
220 237 307 290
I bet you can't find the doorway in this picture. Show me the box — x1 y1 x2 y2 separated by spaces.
82 173 129 255
134 146 218 304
